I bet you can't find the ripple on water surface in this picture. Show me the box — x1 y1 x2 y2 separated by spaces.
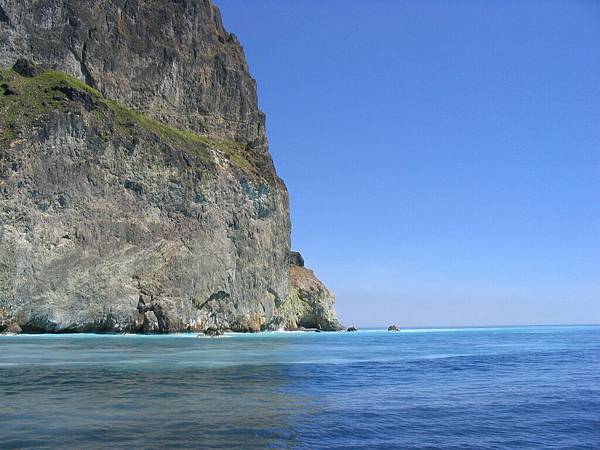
1 326 600 449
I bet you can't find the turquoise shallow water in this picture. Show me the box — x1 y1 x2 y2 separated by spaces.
1 326 600 449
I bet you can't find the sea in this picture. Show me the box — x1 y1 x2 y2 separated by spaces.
1 326 599 449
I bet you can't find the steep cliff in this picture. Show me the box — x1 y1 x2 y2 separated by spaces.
279 253 341 331
0 0 267 147
0 0 340 332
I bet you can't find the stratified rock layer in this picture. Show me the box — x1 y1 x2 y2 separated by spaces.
0 0 340 333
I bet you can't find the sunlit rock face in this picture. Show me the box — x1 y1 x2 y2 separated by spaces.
0 0 268 148
0 1 339 333
280 255 342 332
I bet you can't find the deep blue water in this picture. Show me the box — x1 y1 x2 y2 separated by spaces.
1 326 600 449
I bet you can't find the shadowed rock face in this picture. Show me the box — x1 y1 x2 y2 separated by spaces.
289 251 305 268
0 6 8 25
0 1 340 333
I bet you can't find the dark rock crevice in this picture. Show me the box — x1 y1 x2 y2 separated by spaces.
80 31 98 89
193 290 231 311
137 295 181 333
78 29 98 90
0 6 10 25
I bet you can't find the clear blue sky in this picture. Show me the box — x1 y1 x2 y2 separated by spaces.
217 0 600 327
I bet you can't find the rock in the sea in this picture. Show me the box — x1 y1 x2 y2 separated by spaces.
347 327 358 332
203 327 224 337
388 325 399 331
0 0 341 333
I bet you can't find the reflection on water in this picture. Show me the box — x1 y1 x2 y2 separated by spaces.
1 327 600 448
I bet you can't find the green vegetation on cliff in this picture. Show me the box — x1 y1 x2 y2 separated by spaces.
0 0 339 335
0 66 262 179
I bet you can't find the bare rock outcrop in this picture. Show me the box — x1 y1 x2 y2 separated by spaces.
0 0 268 149
271 252 341 331
0 1 340 333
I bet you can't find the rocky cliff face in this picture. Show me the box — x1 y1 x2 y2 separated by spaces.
0 0 340 332
280 255 341 331
0 0 267 147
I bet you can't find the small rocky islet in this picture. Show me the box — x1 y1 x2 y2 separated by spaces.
0 0 343 335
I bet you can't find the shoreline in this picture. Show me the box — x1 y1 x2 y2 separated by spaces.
2 323 599 338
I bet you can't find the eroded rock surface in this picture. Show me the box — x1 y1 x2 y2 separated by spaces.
0 0 268 149
0 65 290 332
272 252 342 331
0 1 340 333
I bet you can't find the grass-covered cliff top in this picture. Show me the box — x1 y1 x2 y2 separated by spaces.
0 63 267 180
